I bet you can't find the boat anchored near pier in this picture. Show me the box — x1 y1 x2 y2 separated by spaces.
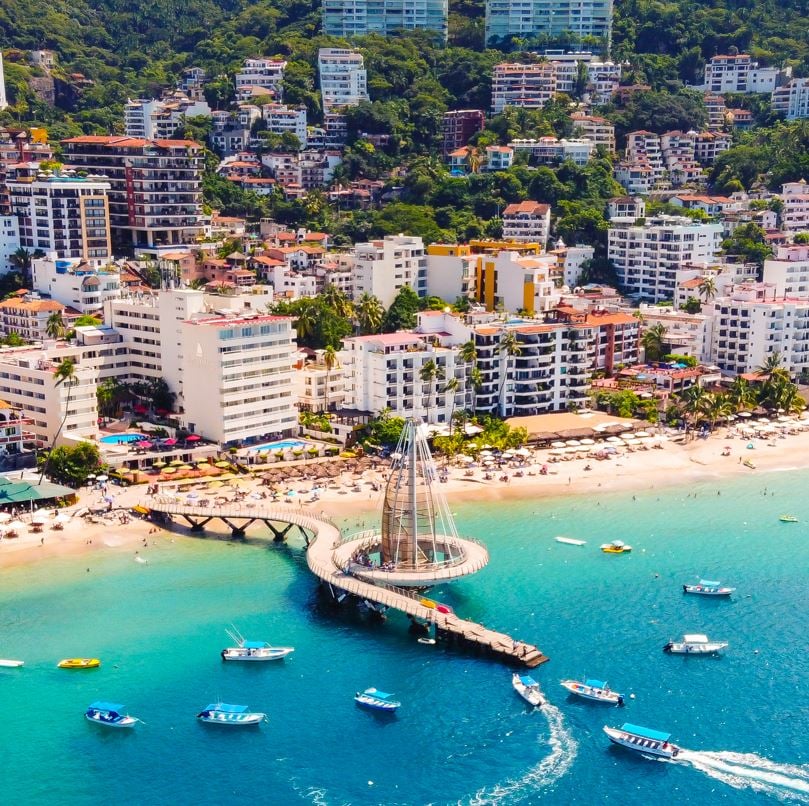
220 627 294 662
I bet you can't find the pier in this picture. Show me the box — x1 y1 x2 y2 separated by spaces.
146 497 548 668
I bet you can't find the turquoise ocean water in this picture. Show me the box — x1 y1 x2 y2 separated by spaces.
1 469 808 805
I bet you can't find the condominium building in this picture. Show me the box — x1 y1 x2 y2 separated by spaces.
8 169 112 265
693 131 732 166
61 136 204 249
32 257 122 314
474 250 557 313
546 53 621 105
502 201 552 246
0 215 19 271
234 59 287 102
294 351 346 413
351 235 427 306
637 303 709 361
509 137 594 166
608 216 723 302
485 0 613 48
780 180 809 232
569 112 616 153
702 54 789 95
261 104 308 147
762 244 809 297
771 78 809 120
484 145 514 171
442 110 485 156
491 63 557 114
0 295 65 342
703 94 728 131
424 244 478 302
318 49 369 114
124 94 211 140
322 0 448 39
607 196 646 223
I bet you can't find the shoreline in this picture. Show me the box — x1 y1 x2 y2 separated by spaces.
3 423 809 570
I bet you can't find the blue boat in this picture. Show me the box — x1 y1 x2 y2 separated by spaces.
603 723 680 758
197 703 266 726
354 688 401 711
560 678 623 705
85 701 139 729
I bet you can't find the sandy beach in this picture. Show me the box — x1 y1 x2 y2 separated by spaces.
3 420 808 569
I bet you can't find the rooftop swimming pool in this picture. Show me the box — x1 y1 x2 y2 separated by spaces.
99 433 147 445
247 439 312 454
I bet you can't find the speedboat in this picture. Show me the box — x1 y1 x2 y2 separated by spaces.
555 537 586 546
0 659 24 668
354 688 401 712
560 678 624 705
512 673 546 707
85 702 139 729
603 723 680 759
683 579 735 596
780 515 799 523
221 627 294 662
663 633 728 654
197 703 266 726
601 540 632 554
58 658 100 669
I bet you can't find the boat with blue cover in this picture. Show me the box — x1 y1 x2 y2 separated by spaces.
560 678 624 705
682 579 735 596
354 688 401 711
196 703 266 726
221 627 294 661
512 673 546 707
85 702 139 729
603 723 680 758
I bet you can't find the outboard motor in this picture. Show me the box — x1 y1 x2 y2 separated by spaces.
663 641 673 653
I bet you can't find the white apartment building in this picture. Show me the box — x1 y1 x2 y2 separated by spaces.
322 0 448 39
124 94 211 140
509 137 594 166
546 53 621 105
478 250 558 314
294 352 346 413
502 201 552 246
351 235 427 306
491 63 557 114
694 131 732 166
772 78 809 120
625 131 665 182
615 162 656 195
763 244 809 297
8 170 112 265
318 49 369 114
608 216 723 302
180 313 296 445
780 180 809 232
637 304 709 361
607 196 646 223
569 113 616 154
235 59 287 101
484 145 514 171
261 104 308 147
702 54 789 94
424 244 477 302
554 243 595 288
0 215 19 271
32 257 121 314
0 295 65 342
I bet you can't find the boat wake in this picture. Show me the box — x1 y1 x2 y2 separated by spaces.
467 703 577 804
677 749 809 802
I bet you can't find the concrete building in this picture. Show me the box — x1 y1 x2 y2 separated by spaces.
294 351 346 413
61 136 204 250
546 52 621 105
318 49 369 114
0 215 19 272
351 235 427 306
323 0 449 39
608 216 723 302
442 110 485 156
0 295 65 342
32 257 122 314
763 244 809 297
8 169 112 265
261 104 308 147
124 94 211 140
485 0 613 49
637 303 709 361
0 53 7 111
702 54 789 95
570 112 616 154
425 243 477 302
607 196 646 223
235 59 287 102
772 78 809 120
491 63 557 114
693 131 732 166
780 180 809 232
502 201 551 246
484 145 514 171
509 137 594 166
475 250 557 313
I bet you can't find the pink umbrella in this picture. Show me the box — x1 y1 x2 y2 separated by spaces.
163 438 177 446
185 434 201 442
137 440 154 449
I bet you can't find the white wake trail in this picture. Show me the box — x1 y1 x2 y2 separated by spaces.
678 749 809 803
467 703 578 805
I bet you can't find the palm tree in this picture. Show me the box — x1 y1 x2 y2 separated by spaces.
498 331 522 416
698 276 717 304
756 352 784 376
39 357 78 483
45 311 65 340
632 309 646 325
442 376 460 434
727 376 756 412
9 247 33 286
322 284 353 320
470 365 483 414
641 323 667 362
678 384 708 436
354 293 384 335
458 339 478 411
295 300 319 344
322 346 339 412
703 392 733 431
419 359 445 424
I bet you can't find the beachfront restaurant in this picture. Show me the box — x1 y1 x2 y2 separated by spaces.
0 476 77 508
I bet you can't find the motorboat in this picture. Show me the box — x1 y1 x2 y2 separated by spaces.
58 658 100 669
417 637 436 645
779 515 799 523
512 673 546 707
0 659 24 668
682 579 735 596
663 633 728 654
354 688 401 712
197 703 266 726
555 537 586 546
221 627 294 661
560 678 624 705
603 723 680 759
601 541 632 554
85 702 139 729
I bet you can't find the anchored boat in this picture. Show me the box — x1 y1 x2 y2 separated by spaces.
85 702 139 729
197 703 266 726
663 633 728 654
780 514 799 523
555 537 586 546
58 658 100 669
354 688 401 712
221 627 294 662
682 579 735 596
512 673 546 707
603 723 680 759
600 541 632 554
560 678 624 705
0 659 24 668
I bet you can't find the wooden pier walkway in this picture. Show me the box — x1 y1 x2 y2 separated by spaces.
146 497 548 668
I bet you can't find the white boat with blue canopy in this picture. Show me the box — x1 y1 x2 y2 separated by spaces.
682 579 735 596
354 688 401 711
85 702 139 728
197 703 266 726
603 723 680 758
560 678 624 705
512 673 546 707
663 633 728 654
221 627 294 661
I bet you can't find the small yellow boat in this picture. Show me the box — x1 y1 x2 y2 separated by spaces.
57 658 100 669
600 541 632 554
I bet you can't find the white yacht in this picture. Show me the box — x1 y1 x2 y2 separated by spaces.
512 673 545 707
560 678 624 705
603 723 680 759
663 633 728 654
221 627 294 662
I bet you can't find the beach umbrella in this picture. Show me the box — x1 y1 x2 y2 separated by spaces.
0 513 10 523
606 436 622 443
635 431 650 438
163 438 177 446
458 455 474 463
96 475 108 482
178 465 193 472
196 461 211 468
186 434 201 442
565 440 582 447
215 461 231 468
152 460 167 468
162 467 177 474
54 513 70 525
551 441 566 448
579 439 595 446
207 480 224 489
7 520 26 531
170 459 184 466
514 447 531 457
738 411 752 418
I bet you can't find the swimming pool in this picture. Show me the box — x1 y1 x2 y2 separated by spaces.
99 433 147 445
247 439 311 453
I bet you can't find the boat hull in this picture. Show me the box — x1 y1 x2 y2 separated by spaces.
663 642 727 654
560 680 623 705
197 713 265 726
0 659 24 668
58 658 100 669
512 674 545 707
355 696 400 711
221 647 294 662
555 537 586 546
604 727 679 759
85 713 138 729
683 585 734 596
